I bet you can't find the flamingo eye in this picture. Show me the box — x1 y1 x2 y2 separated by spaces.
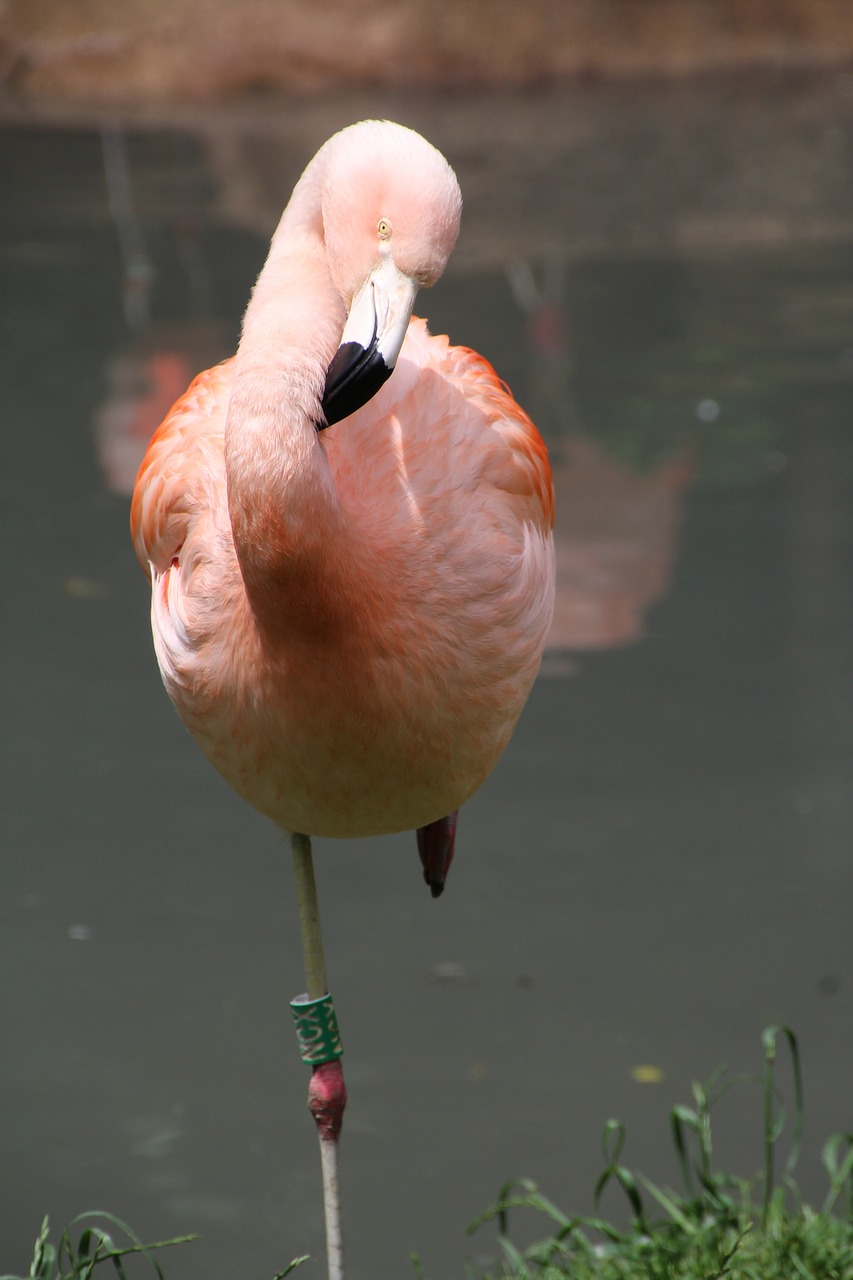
377 218 392 240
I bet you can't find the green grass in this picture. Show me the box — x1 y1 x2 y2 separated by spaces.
0 1214 305 1280
462 1027 853 1279
0 1214 199 1280
6 1028 851 1280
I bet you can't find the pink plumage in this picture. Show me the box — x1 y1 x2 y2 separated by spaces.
131 120 555 887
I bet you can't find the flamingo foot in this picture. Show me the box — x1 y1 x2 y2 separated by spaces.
309 1060 346 1279
416 810 458 897
308 1059 347 1143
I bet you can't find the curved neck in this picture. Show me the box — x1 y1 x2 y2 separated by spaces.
224 169 353 641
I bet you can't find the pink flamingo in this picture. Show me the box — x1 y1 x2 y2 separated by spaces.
131 120 555 1278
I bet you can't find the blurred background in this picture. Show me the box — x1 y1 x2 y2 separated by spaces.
1 4 852 1279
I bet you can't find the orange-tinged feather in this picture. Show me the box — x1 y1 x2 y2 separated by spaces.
131 121 555 843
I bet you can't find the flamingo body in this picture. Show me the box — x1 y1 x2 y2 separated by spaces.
131 121 555 851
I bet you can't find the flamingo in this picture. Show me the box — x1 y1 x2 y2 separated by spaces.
131 119 555 1278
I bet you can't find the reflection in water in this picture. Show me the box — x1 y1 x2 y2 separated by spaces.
508 257 580 440
96 126 228 495
509 257 691 655
548 440 690 653
102 125 154 332
96 325 227 495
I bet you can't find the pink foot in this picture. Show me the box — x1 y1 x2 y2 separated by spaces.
308 1059 347 1142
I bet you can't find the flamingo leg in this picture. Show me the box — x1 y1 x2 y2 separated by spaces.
290 832 347 1280
291 832 329 998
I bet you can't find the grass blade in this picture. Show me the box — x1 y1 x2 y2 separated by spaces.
822 1133 853 1216
761 1025 803 1227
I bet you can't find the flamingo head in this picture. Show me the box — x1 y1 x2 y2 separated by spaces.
319 121 462 427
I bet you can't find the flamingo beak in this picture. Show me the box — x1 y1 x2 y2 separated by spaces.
320 256 419 428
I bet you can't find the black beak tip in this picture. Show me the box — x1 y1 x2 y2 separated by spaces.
321 340 393 428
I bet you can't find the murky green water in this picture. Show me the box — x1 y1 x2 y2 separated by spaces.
2 84 851 1280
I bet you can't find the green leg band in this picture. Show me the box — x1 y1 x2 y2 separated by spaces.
290 992 344 1065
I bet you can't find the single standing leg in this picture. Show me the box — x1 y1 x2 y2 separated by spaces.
290 832 347 1280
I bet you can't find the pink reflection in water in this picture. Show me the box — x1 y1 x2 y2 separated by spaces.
95 323 227 496
548 439 691 652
